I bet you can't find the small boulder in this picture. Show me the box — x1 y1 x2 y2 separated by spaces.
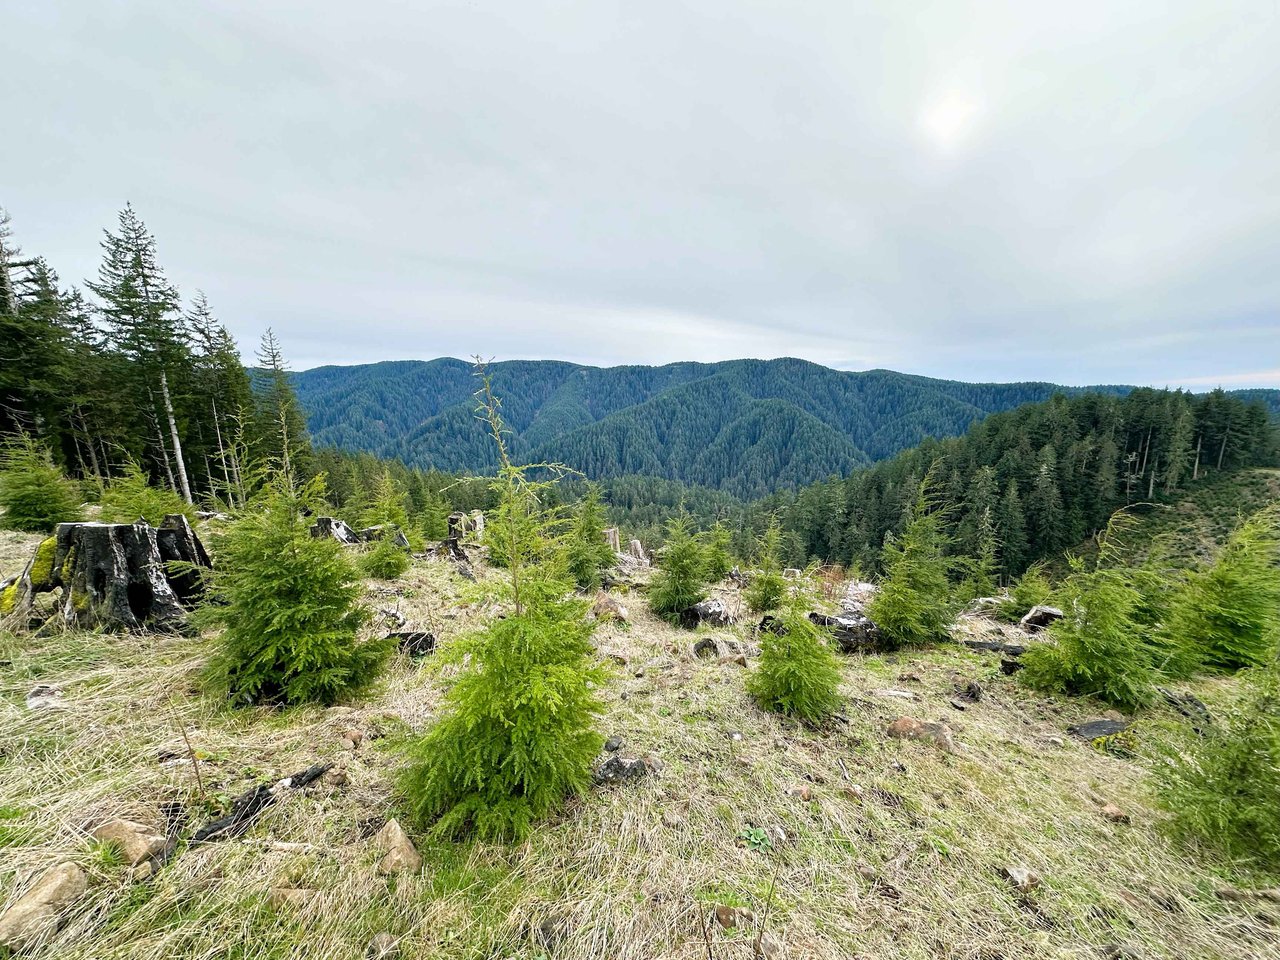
1100 803 1130 824
366 932 401 959
25 684 64 711
591 592 629 623
93 818 168 866
594 756 650 785
1020 605 1064 632
886 717 955 753
714 904 755 928
269 887 316 909
603 735 622 752
785 785 812 802
374 819 422 876
1001 864 1041 893
0 862 88 951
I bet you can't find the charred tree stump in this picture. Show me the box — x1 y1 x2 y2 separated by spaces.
356 525 411 550
156 514 212 604
1 521 209 633
446 512 471 540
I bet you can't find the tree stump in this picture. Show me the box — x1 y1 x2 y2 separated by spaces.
0 519 209 632
310 517 359 544
156 514 212 604
355 525 411 550
446 512 470 540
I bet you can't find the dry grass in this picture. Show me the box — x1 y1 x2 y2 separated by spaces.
2 555 1278 960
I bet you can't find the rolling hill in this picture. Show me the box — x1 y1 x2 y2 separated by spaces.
290 357 1276 498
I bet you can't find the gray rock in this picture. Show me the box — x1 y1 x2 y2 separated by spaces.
1020 605 1064 631
594 756 650 785
0 862 88 951
374 819 422 875
92 818 167 866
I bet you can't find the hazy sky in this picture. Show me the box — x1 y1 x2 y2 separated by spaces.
4 1 1278 386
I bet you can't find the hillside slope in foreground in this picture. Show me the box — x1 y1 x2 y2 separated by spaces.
1 534 1276 960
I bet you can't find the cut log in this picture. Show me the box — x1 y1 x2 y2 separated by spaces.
808 611 892 653
3 521 207 632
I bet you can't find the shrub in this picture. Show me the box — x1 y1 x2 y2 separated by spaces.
701 521 734 583
566 483 615 591
995 563 1053 622
1155 657 1280 869
360 532 410 580
201 472 388 706
866 476 955 647
100 459 194 525
1156 506 1280 675
0 434 83 532
748 587 843 725
648 515 708 622
745 518 788 614
399 371 606 841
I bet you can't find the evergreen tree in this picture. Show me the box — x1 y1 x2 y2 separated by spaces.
745 518 788 614
1157 506 1280 674
866 474 955 647
99 459 194 525
251 328 313 479
701 520 735 583
201 471 387 705
0 433 84 532
748 585 843 725
1027 450 1065 554
399 370 606 840
566 483 615 591
648 515 709 622
1155 655 1280 869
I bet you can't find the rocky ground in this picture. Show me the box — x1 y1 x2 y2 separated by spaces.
1 542 1277 959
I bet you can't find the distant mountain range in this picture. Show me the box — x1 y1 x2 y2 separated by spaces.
290 357 1279 498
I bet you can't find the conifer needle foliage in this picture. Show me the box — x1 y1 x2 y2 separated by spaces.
360 532 410 580
1157 505 1280 674
748 582 843 725
399 369 606 841
865 473 956 647
566 483 616 591
99 459 195 525
745 518 788 614
701 520 734 583
648 514 709 622
0 433 84 532
202 471 388 706
1155 656 1280 869
1019 516 1156 710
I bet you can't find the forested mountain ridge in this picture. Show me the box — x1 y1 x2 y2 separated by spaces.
294 357 1226 496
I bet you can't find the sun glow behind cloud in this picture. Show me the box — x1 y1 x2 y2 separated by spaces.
917 89 982 151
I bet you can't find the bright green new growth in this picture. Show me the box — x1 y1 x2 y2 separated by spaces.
1158 505 1280 674
202 472 388 706
360 532 410 580
1019 518 1155 710
701 520 734 583
0 433 83 532
566 483 615 591
748 585 843 725
99 459 194 525
648 515 709 622
866 474 955 647
745 518 787 614
399 371 606 841
995 563 1053 622
1155 657 1280 869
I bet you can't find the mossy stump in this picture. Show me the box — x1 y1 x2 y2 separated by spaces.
0 517 209 632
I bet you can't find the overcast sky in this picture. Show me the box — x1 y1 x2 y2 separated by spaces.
4 1 1278 386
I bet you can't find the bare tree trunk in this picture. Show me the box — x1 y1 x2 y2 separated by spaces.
160 369 192 504
1147 456 1157 499
1216 419 1232 471
1192 434 1202 481
210 396 236 508
75 407 103 484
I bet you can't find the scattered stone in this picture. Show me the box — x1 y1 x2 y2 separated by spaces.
728 730 745 743
785 785 812 802
590 592 629 623
956 680 983 702
1100 803 1130 824
594 756 650 785
855 862 877 881
25 683 64 711
1020 605 1064 631
1069 719 1129 740
92 818 167 866
714 904 756 928
375 819 422 876
886 717 956 752
755 932 784 959
841 785 865 801
1102 709 1126 723
692 637 719 659
642 755 665 774
0 862 88 951
1001 865 1041 893
389 631 436 658
324 766 349 787
603 735 622 752
366 932 401 959
720 652 749 668
897 672 922 683
680 598 734 629
130 862 155 881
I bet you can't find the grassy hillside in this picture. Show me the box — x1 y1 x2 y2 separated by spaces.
2 539 1277 959
291 358 1158 497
